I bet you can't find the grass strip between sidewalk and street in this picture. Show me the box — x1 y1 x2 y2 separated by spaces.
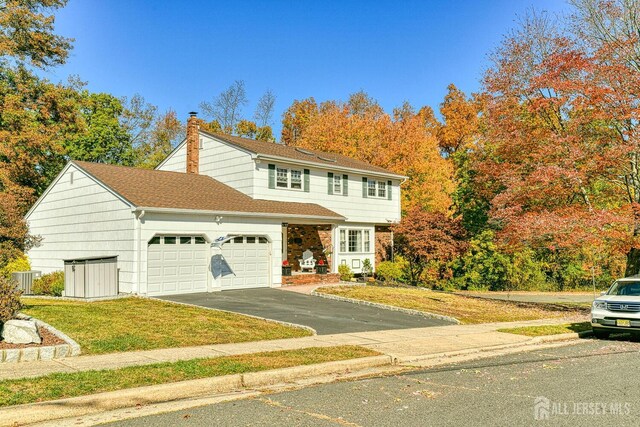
497 322 592 337
0 346 378 407
20 297 312 355
316 286 588 324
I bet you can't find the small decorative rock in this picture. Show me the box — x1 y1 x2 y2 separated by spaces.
1 319 42 344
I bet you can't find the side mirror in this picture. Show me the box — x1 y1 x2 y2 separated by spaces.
600 291 607 296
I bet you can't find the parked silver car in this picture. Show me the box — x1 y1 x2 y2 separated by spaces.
591 277 640 339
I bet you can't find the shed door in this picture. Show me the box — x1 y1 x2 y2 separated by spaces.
147 236 209 296
221 236 270 289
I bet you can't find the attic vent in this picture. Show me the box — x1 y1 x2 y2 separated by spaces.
317 156 337 163
295 147 315 156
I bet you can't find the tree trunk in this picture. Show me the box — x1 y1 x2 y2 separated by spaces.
625 247 640 277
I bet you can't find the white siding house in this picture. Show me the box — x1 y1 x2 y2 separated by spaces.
25 163 137 293
25 113 406 297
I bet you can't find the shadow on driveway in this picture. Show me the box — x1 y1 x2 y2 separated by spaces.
159 288 453 335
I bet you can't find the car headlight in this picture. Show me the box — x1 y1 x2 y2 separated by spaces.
592 301 607 310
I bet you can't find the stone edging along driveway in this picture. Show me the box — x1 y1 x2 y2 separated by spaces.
310 291 461 325
1 314 81 363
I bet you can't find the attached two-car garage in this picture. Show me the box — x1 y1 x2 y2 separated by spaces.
146 235 271 296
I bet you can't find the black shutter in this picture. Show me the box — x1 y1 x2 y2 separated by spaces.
268 164 276 189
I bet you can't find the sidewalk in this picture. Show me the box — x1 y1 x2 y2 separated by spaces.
0 317 584 380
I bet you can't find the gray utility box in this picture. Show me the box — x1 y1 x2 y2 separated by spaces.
11 271 42 295
64 256 119 298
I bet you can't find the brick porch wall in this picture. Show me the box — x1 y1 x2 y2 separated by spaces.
375 225 392 264
286 224 332 271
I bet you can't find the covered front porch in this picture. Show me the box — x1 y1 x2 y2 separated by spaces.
282 223 336 273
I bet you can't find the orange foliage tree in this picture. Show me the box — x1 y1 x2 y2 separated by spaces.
478 6 640 275
281 92 453 213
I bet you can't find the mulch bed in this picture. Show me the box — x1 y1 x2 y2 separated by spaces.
0 326 66 350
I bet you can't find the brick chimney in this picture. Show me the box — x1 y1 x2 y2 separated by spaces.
186 112 199 174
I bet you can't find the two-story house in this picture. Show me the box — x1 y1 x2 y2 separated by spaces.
25 113 405 297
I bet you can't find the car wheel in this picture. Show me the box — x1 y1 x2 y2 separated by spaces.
592 329 610 339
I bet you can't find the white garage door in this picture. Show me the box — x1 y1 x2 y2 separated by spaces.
221 236 270 289
147 235 209 296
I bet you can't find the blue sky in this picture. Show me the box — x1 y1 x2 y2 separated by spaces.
46 0 571 136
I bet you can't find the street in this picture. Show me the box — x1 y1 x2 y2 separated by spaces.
105 337 640 426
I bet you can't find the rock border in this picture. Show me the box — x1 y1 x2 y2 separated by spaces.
0 314 81 363
311 290 462 324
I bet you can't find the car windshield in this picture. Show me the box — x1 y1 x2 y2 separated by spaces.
608 281 640 296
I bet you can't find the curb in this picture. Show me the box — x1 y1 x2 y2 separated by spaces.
531 330 593 343
0 355 392 427
311 291 461 324
395 331 590 365
2 315 81 363
147 296 318 336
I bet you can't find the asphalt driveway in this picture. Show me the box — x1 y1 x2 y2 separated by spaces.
158 288 452 334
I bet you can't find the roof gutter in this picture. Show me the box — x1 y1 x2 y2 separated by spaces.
254 154 408 180
132 207 345 222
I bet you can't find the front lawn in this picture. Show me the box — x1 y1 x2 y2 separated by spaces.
497 322 592 337
0 346 377 407
21 297 311 355
316 286 587 324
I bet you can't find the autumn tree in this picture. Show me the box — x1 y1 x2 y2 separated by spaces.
0 0 73 68
280 92 453 213
478 4 640 275
134 110 184 169
0 0 75 268
394 207 467 286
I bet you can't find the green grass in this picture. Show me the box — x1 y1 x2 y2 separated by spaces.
20 297 311 355
316 286 587 324
0 346 378 407
497 322 592 337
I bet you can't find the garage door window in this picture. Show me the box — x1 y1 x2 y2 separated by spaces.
194 237 206 244
164 236 176 244
149 236 161 244
246 236 256 243
180 237 192 244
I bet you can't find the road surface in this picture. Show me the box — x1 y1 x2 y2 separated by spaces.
107 337 640 426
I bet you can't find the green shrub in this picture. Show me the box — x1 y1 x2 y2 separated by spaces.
0 276 22 323
338 264 353 281
32 271 65 297
362 259 372 277
0 254 31 280
375 257 407 284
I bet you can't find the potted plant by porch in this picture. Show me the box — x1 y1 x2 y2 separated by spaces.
316 259 328 275
282 260 292 276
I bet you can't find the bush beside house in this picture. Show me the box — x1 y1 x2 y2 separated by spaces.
0 276 22 323
0 255 31 280
32 271 65 297
338 264 353 281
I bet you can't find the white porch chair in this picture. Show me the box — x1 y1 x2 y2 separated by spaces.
298 249 316 272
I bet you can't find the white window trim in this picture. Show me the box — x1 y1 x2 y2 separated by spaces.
338 228 373 254
291 169 303 190
276 167 289 188
276 167 304 191
367 179 387 199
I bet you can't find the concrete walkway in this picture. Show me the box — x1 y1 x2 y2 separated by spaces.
0 317 585 381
